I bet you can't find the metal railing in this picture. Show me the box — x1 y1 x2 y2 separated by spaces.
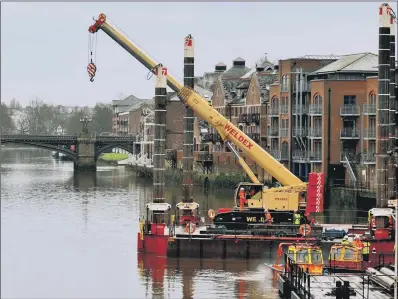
363 104 376 115
280 128 288 137
309 151 322 162
340 104 360 116
292 106 308 114
308 104 322 115
269 106 280 116
197 151 213 162
270 150 281 160
293 150 309 162
363 153 376 163
267 128 279 137
340 128 360 139
363 128 376 139
292 127 308 137
250 113 260 124
280 105 288 115
238 114 250 124
309 128 322 138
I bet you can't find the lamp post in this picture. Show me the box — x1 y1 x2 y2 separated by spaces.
80 116 92 134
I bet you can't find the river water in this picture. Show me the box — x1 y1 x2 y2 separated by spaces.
1 147 279 299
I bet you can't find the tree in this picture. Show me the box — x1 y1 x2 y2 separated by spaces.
9 98 22 111
65 110 87 135
19 98 64 134
0 103 16 133
91 103 113 134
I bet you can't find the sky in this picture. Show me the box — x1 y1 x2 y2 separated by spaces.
1 2 397 107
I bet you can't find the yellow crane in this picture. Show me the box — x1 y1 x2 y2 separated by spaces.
88 14 309 215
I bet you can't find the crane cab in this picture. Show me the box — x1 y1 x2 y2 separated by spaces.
143 203 171 236
235 183 263 208
368 208 395 240
271 243 324 275
175 202 201 226
327 244 363 273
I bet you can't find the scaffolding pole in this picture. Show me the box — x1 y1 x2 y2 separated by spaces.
181 34 194 203
376 3 392 208
153 65 167 206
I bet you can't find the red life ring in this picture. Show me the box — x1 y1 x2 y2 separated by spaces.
299 224 311 236
185 222 196 234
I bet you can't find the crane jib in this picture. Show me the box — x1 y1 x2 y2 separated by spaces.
224 123 253 149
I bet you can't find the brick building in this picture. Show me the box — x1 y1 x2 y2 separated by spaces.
268 52 388 188
112 95 142 135
199 57 278 180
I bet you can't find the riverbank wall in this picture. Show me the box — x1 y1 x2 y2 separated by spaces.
125 164 250 189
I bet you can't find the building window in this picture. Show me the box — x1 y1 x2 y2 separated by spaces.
369 92 376 105
313 94 322 106
281 141 289 157
344 95 356 105
281 74 289 92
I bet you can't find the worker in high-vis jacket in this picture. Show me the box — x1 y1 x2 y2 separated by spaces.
293 211 301 225
362 240 370 262
341 235 350 245
239 188 245 212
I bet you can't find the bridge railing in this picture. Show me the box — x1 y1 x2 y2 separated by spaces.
96 136 136 142
1 134 136 142
1 134 78 140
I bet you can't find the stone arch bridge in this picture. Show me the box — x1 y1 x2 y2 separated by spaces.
0 134 136 171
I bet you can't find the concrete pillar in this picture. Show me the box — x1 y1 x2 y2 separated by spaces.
74 139 96 171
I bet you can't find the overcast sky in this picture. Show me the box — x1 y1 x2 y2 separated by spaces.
1 2 397 107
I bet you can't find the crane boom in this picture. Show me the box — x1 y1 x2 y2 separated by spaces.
88 14 304 187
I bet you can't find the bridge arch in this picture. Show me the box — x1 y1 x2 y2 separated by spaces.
1 141 78 161
95 144 135 160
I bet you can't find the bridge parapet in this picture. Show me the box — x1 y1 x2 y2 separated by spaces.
1 134 78 142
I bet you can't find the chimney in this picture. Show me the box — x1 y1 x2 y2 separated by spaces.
233 57 245 67
215 62 227 72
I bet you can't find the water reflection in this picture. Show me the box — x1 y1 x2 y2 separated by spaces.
137 253 279 299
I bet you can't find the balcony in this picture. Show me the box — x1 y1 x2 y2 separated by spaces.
363 128 376 140
363 153 376 164
250 113 260 124
308 104 322 116
280 105 288 115
248 133 260 143
280 128 288 138
201 133 215 143
197 151 213 162
293 150 309 162
340 152 357 163
292 127 308 137
309 128 322 139
309 151 322 163
281 151 289 161
270 150 281 160
238 114 250 124
292 106 308 114
363 104 376 115
340 105 360 116
340 128 360 139
269 106 279 117
120 120 128 126
292 81 312 93
267 128 279 138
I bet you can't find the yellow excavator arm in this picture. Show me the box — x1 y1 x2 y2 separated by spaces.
88 14 305 188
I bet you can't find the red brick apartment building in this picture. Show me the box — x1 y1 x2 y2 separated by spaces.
197 53 396 189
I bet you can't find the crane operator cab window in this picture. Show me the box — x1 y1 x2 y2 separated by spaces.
235 183 263 207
